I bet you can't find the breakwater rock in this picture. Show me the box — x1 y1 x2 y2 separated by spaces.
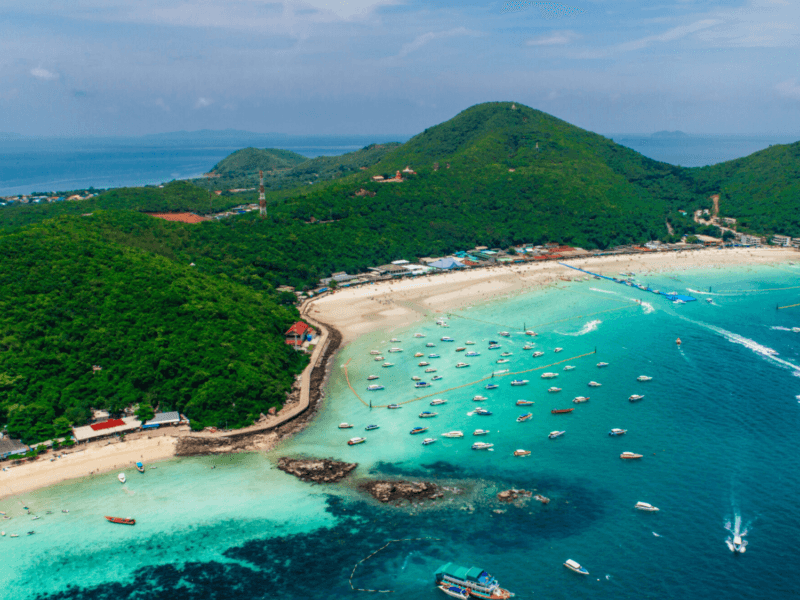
360 480 443 504
497 488 532 503
277 457 357 483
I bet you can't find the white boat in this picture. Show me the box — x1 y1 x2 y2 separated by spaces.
532 351 544 357
382 362 394 367
608 428 627 436
473 429 489 436
374 356 384 361
471 442 493 450
510 379 529 386
549 430 565 439
367 384 384 391
563 365 575 371
428 353 440 358
427 342 436 347
564 559 589 575
388 347 403 353
573 396 590 403
390 338 401 342
414 333 425 338
465 351 480 357
419 411 438 418
442 431 464 438
620 451 643 459
422 438 437 446
513 449 531 457
418 361 430 366
465 340 476 345
387 404 401 409
523 344 534 350
588 381 602 387
456 362 469 368
370 350 380 355
414 352 424 357
412 376 421 381
706 298 713 304
637 375 653 382
367 375 379 381
496 359 510 364
635 502 659 512
792 327 800 333
473 395 488 401
118 473 126 484
731 535 746 553
494 369 509 375
500 351 513 357
499 331 511 337
437 584 470 599
554 347 563 353
488 344 501 350
415 382 431 388
628 394 644 402
425 368 437 373
348 437 366 445
541 372 558 379
338 423 354 429
430 398 447 405
525 330 538 336
548 387 562 393
441 337 455 342
597 362 609 368
432 375 443 381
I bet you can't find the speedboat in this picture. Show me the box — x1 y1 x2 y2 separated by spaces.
597 362 609 368
496 359 510 364
136 462 145 473
488 344 501 350
573 396 590 403
588 381 602 387
348 437 366 445
339 423 354 429
414 352 425 357
472 442 494 450
437 584 470 599
367 375 380 381
365 424 380 431
620 452 643 459
608 428 627 436
456 347 466 352
525 330 538 336
510 379 529 386
414 333 425 338
441 337 455 342
523 344 534 350
554 347 563 353
410 426 429 435
532 351 544 357
635 502 659 512
390 338 401 342
428 353 440 358
516 399 534 406
474 408 492 415
430 398 447 405
513 449 531 457
425 368 437 373
551 408 574 414
382 362 394 367
412 376 421 381
473 429 489 436
485 383 499 390
516 413 533 422
387 404 402 409
427 342 436 347
367 384 384 391
456 362 469 368
118 473 126 484
732 535 746 553
442 431 464 438
370 350 381 355
374 356 384 361
388 347 403 353
564 365 575 371
548 387 562 393
637 375 653 381
628 394 644 402
418 361 430 367
564 559 589 575
500 351 512 357
549 430 565 439
473 395 488 401
465 340 476 345
432 375 443 381
706 298 713 303
415 382 431 388
419 411 437 418
499 331 511 337
541 372 558 379
465 351 480 357
422 438 437 445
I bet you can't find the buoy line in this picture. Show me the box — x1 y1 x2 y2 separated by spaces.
349 538 442 593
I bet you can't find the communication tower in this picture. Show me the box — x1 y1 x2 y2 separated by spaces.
259 170 266 217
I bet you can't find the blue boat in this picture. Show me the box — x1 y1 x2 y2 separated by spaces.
434 563 512 599
465 351 480 357
365 424 380 431
485 383 499 390
410 426 428 434
441 337 455 342
136 462 144 473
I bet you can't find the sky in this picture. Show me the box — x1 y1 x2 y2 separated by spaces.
2 0 800 137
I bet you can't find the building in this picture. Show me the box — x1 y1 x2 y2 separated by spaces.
146 212 210 224
429 257 464 270
143 411 182 429
285 321 314 346
722 217 737 226
737 234 763 246
0 432 29 460
320 272 357 286
72 417 142 443
695 234 723 246
772 234 792 246
368 264 409 277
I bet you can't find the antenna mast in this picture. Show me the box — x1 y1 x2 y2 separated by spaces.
259 170 266 217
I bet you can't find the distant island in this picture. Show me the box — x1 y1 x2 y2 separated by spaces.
651 130 690 138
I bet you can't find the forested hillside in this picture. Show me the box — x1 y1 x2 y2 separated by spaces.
0 217 308 444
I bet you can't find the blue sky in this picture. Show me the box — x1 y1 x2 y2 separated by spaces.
2 0 800 136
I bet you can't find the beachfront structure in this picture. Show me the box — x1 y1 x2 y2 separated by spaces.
772 234 792 246
72 416 142 443
143 411 182 429
429 257 465 270
0 432 29 460
286 321 314 347
694 234 723 246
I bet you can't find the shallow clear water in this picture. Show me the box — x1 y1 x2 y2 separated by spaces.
3 264 800 599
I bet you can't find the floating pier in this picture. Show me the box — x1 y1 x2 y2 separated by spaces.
559 263 697 303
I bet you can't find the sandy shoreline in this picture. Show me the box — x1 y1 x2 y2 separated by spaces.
1 246 796 501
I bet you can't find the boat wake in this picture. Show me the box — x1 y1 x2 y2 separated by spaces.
687 288 718 296
771 326 792 331
652 532 662 538
725 511 749 554
589 287 617 295
560 320 601 336
640 302 654 314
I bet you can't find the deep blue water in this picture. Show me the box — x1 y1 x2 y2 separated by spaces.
3 263 800 599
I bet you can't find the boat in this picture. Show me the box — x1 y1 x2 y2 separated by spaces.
31 516 40 520
62 510 69 513
637 375 653 381
410 426 429 434
136 462 145 473
731 535 746 554
522 344 534 350
367 384 385 391
434 563 512 600
620 452 643 459
10 534 19 538
673 299 685 304
425 368 437 373
628 394 644 402
370 350 381 355
525 330 538 336
516 413 533 422
419 361 430 366
427 343 436 347
374 356 384 361
419 411 438 418
676 337 681 345
499 331 511 337
532 351 544 357
573 396 589 403
548 387 562 393
588 381 602 387
456 347 466 352
551 408 574 414
437 584 470 599
608 428 627 436
516 399 534 406
414 352 425 357
496 359 510 364
513 449 531 457
564 559 589 575
415 382 431 388
441 337 455 342
554 347 563 353
105 516 136 525
465 340 476 345
422 438 437 445
473 395 488 401
541 372 558 379
465 351 480 357
365 424 379 431
474 408 492 416
472 442 494 450
388 404 402 409
473 429 489 437
456 362 469 368
390 338 401 342
412 376 422 381
485 383 499 390
27 531 35 535
382 362 394 367
597 362 609 367
549 430 565 439
488 344 501 350
430 398 447 405
442 431 464 438
635 502 659 512
414 333 425 338
348 437 367 445
388 347 403 353
510 379 528 386
500 351 512 357
432 375 443 381
367 375 380 381
564 365 575 371
118 473 126 484
428 353 440 358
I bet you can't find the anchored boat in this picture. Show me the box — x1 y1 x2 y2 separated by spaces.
474 408 492 416
549 430 565 439
367 384 385 391
637 375 653 382
419 411 438 418
422 438 437 446
635 502 659 512
339 422 354 429
516 413 533 422
573 396 590 403
564 559 589 575
532 351 544 357
430 398 447 406
485 383 499 390
510 379 528 386
551 408 574 414
471 442 494 450
348 437 366 445
456 362 469 368
473 429 489 436
365 424 380 431
629 394 644 402
410 426 429 435
442 431 464 438
105 516 136 526
588 381 602 387
136 462 145 473
516 399 534 406
434 563 512 600
473 395 488 402
608 428 627 436
513 449 531 457
620 451 643 459
548 387 562 393
541 372 558 379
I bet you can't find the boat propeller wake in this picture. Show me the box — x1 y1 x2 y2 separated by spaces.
558 320 602 336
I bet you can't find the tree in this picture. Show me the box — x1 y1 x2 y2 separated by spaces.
135 402 155 422
722 230 735 241
53 416 73 438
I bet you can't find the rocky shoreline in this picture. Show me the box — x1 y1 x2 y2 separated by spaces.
359 480 444 504
276 457 357 483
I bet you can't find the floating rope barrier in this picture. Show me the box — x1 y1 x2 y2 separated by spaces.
777 302 800 310
349 538 442 593
344 350 596 409
446 303 636 331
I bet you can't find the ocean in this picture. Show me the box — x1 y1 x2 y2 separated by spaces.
3 263 799 599
1 133 796 197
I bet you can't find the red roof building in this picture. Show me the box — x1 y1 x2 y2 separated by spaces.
147 212 209 224
286 321 311 337
90 419 126 431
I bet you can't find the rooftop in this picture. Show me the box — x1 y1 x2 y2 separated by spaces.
146 212 210 224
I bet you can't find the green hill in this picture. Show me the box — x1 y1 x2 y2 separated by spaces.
0 216 308 444
211 147 308 176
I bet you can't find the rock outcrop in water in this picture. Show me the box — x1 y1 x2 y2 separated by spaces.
277 457 357 483
360 480 443 504
497 488 532 503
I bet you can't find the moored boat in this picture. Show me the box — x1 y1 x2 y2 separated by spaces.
388 347 403 353
422 438 437 446
620 451 643 459
499 331 510 337
485 383 499 390
516 399 534 406
414 333 425 338
390 338 401 342
434 563 511 600
438 584 470 599
563 365 575 371
441 337 455 342
572 396 589 403
465 351 480 357
412 376 422 381
628 394 644 402
516 412 532 422
428 353 440 358
382 362 394 367
541 372 558 379
608 428 627 436
419 411 438 418
637 375 653 381
473 395 488 401
456 347 466 352
367 384 385 391
554 347 563 353
471 442 494 450
117 473 126 484
588 381 601 387
442 431 464 438
419 361 430 366
410 426 429 434
430 398 447 405
427 342 436 347
136 462 145 473
532 351 544 357
523 344 534 350
551 408 573 414
348 437 367 445
425 368 437 373
105 516 136 525
513 449 531 457
415 352 425 357
597 362 609 367
510 379 528 386
564 559 589 575
388 404 402 409
365 424 380 431
374 356 384 361
635 502 659 512
500 351 512 357
494 369 509 375
474 408 492 416
473 429 489 436
456 362 469 368
370 350 381 355
465 340 475 345
549 430 565 439
367 375 380 380
525 330 538 336
432 375 443 381
548 387 562 393
415 381 431 388
496 359 510 364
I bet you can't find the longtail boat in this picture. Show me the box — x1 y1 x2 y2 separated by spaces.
105 516 136 525
551 408 574 414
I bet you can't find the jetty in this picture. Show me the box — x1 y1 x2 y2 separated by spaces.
559 263 696 303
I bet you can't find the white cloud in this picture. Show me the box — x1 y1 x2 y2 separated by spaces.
30 67 59 80
194 97 213 108
776 79 800 100
526 30 579 46
154 97 170 111
397 27 481 58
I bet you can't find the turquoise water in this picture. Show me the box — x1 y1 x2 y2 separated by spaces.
3 263 800 599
